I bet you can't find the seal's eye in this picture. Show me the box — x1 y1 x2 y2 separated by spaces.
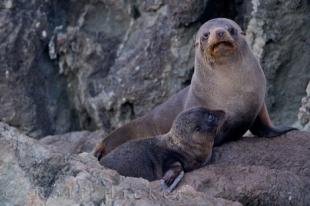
201 32 210 40
228 27 236 35
207 114 215 123
195 126 201 132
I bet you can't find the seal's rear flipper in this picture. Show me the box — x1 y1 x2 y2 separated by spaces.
160 161 184 193
250 103 297 137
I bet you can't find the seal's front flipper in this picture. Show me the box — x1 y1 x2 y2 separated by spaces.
94 142 107 161
250 103 297 138
160 161 184 193
250 123 297 138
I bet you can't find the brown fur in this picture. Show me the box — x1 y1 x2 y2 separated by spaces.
94 18 295 160
100 107 225 191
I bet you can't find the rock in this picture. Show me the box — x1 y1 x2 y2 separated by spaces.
296 82 310 131
0 122 240 206
1 1 308 138
52 0 310 132
1 1 308 204
245 0 310 125
184 130 310 205
1 122 309 205
40 130 106 154
53 0 203 132
0 0 79 138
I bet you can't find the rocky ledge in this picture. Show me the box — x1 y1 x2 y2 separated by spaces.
0 122 309 206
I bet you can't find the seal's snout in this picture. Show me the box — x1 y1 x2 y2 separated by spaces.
209 27 235 52
198 26 237 64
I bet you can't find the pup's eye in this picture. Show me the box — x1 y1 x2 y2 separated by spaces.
207 114 215 122
240 31 246 35
202 32 210 40
228 27 235 35
195 126 201 132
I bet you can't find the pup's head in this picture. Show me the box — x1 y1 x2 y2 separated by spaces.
171 107 225 150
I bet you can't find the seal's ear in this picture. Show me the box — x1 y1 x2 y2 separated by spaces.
193 32 199 48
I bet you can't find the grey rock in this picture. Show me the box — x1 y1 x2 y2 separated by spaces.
40 130 106 154
297 82 310 131
53 0 202 132
1 1 308 204
51 0 310 132
0 122 240 206
0 0 308 138
1 122 309 205
246 0 310 125
184 130 310 205
0 0 79 138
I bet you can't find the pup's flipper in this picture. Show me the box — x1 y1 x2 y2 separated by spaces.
160 161 184 193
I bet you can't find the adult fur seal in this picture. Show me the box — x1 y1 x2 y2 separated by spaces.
94 18 295 159
100 107 226 192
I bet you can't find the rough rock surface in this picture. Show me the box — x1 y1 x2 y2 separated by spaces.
0 0 80 138
0 0 308 138
1 1 308 205
0 122 240 206
297 82 310 131
184 131 310 205
40 130 106 154
51 0 207 132
1 122 309 205
246 0 310 124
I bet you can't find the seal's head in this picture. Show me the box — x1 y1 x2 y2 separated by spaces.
195 18 247 64
170 107 225 151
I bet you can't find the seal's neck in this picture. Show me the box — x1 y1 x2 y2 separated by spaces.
163 131 188 152
191 45 254 87
198 51 242 71
164 131 213 165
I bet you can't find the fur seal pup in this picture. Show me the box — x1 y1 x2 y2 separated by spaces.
94 18 295 160
100 107 226 192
